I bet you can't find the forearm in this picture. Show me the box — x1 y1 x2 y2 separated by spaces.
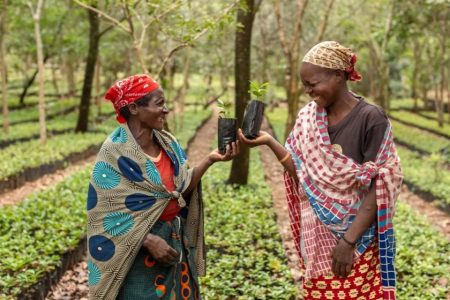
267 138 298 185
344 182 377 243
183 156 213 195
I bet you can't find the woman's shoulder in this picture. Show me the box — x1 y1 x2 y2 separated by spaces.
358 100 389 128
158 129 179 144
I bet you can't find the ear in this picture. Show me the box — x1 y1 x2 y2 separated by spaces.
334 70 347 83
128 103 139 115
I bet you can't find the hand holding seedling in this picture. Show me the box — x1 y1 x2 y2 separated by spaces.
238 129 273 147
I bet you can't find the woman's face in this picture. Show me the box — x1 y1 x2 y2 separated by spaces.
133 88 169 130
300 62 340 108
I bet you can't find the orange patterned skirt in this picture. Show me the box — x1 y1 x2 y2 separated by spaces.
302 243 383 300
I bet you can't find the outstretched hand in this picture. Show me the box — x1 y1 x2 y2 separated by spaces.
208 141 240 163
238 129 273 148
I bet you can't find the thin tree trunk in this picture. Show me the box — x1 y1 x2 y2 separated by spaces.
274 0 308 140
19 55 49 106
228 0 256 185
411 39 421 110
0 0 8 135
314 0 335 44
284 61 301 139
51 59 60 97
95 56 101 116
204 75 213 103
75 6 100 132
65 57 76 96
30 0 47 143
175 48 191 132
437 15 446 127
257 17 275 109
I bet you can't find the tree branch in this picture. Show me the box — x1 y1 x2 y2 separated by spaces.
273 0 290 58
155 0 240 80
73 0 131 33
314 0 335 44
291 0 308 53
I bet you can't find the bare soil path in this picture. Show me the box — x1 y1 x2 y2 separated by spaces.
259 119 302 297
399 186 450 239
0 156 96 206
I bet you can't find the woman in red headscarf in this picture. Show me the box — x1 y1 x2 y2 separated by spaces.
239 41 403 300
87 74 239 300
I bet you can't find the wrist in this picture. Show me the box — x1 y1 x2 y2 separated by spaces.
266 136 276 149
206 155 215 166
144 233 156 247
341 235 356 248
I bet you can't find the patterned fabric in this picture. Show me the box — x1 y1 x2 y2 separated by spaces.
283 101 403 299
87 125 205 300
303 243 383 300
117 218 200 300
105 74 160 123
302 41 362 81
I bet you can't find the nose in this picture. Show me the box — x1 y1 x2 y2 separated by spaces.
304 85 312 95
162 104 169 113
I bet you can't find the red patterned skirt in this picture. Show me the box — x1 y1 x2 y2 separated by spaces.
302 243 383 300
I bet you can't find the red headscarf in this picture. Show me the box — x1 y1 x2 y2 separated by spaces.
105 74 160 123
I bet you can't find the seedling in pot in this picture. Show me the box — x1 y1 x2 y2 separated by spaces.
241 80 269 139
217 99 237 154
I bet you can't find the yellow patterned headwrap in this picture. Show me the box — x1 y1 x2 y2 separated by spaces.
302 41 362 81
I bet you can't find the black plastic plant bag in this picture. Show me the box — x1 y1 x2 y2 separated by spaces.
242 100 265 139
218 118 237 154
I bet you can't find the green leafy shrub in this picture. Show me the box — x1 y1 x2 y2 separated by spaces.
200 150 297 299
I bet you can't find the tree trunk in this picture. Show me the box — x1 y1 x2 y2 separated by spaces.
437 14 447 127
19 55 49 106
273 0 308 140
30 0 47 143
411 39 421 111
0 0 8 135
228 0 256 185
75 6 100 132
172 48 191 132
65 56 76 96
314 0 335 44
95 56 101 116
284 60 301 139
51 59 60 97
380 64 390 110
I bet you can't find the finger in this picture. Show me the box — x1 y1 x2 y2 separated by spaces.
237 129 246 142
224 144 232 158
334 261 341 277
345 264 352 277
331 257 337 275
167 247 178 259
231 141 237 156
238 129 252 144
339 264 347 277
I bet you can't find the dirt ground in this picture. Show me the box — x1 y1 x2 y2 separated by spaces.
0 156 96 206
258 118 303 297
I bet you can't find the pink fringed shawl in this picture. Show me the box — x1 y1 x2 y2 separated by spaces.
283 101 403 299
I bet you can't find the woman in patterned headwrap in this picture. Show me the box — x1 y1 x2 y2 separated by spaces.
239 41 403 299
87 74 239 300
